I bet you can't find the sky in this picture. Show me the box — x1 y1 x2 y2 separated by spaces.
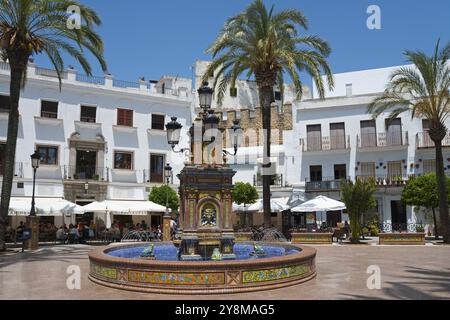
34 0 450 85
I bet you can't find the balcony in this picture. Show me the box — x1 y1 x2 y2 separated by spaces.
253 174 284 187
305 177 348 192
62 165 108 182
357 132 408 151
356 174 414 187
301 135 350 153
416 132 450 149
143 169 165 184
0 162 24 178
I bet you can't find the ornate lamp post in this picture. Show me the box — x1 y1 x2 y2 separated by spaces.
30 151 40 217
163 82 242 260
27 151 40 250
162 163 173 242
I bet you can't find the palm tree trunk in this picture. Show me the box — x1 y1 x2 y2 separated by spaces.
432 207 438 240
434 140 450 243
0 62 25 251
259 85 273 228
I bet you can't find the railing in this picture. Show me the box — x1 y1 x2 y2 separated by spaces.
376 222 424 233
143 169 165 184
0 61 10 71
80 115 96 123
416 132 450 149
113 79 140 89
301 135 350 152
75 74 106 85
40 111 58 119
35 67 68 79
357 132 408 148
154 86 179 96
356 174 414 186
63 165 107 181
305 177 348 192
0 162 24 178
253 174 284 187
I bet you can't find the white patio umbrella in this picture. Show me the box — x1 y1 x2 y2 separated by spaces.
7 197 85 216
291 195 346 213
82 200 129 229
232 203 253 212
247 198 291 213
113 200 167 214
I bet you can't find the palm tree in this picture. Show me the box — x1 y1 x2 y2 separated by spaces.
0 0 107 251
341 178 377 243
368 40 450 243
203 0 334 227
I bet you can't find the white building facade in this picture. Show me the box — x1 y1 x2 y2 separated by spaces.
1 59 447 232
0 60 192 227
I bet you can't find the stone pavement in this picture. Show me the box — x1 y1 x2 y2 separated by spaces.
0 244 449 300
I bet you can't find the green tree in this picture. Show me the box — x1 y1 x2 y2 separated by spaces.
368 40 450 243
232 182 259 227
341 179 377 243
149 185 179 212
232 182 259 206
402 173 450 238
203 0 334 227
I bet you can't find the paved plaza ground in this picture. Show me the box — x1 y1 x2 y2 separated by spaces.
0 243 449 300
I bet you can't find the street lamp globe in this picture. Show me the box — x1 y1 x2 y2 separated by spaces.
164 163 172 184
197 82 213 111
165 117 183 148
30 150 40 169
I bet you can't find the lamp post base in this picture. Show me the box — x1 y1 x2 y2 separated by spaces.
25 216 40 251
163 214 172 242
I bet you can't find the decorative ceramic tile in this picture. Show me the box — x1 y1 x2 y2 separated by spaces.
127 270 225 285
242 264 311 283
91 264 117 280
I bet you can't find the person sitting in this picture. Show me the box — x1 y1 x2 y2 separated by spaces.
56 226 67 244
68 224 79 244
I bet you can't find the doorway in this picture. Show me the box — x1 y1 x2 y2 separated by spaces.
76 150 97 179
391 200 407 231
326 210 342 227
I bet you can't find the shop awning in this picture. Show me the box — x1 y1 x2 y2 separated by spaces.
6 197 85 216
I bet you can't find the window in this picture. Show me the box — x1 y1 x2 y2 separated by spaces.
360 120 377 147
334 164 347 180
37 145 58 165
80 105 96 123
0 143 5 174
306 125 322 151
387 161 402 177
423 159 436 174
309 165 322 182
0 95 10 112
41 100 58 118
114 151 133 170
330 122 346 149
385 118 402 146
230 87 237 97
360 162 376 178
151 114 165 130
150 154 165 183
117 108 133 127
274 91 281 101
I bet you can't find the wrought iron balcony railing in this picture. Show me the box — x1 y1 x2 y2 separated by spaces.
305 177 349 192
357 132 408 149
416 132 450 149
356 174 414 186
63 165 107 181
301 135 350 152
253 174 284 187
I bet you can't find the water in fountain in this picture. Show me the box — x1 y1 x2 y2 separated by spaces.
252 228 287 242
121 230 161 242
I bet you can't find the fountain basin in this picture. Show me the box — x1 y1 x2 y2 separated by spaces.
88 242 316 294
